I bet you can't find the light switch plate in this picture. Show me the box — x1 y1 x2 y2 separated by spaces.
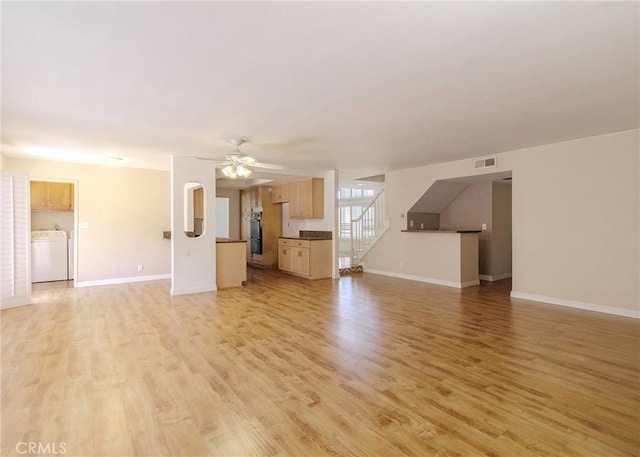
80 222 89 229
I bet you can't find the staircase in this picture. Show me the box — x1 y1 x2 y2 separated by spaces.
339 188 388 274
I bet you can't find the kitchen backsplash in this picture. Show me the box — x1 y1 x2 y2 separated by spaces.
281 199 333 238
299 230 332 240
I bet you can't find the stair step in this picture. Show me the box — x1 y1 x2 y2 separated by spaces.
339 265 364 276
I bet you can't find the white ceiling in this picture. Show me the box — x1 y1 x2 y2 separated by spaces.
2 2 638 180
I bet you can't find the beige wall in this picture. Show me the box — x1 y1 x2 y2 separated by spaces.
440 182 492 275
491 181 512 278
367 129 639 316
440 182 492 231
439 181 513 279
3 157 171 284
510 130 638 314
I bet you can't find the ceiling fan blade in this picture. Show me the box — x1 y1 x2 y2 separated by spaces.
253 162 284 170
237 156 256 165
193 157 233 166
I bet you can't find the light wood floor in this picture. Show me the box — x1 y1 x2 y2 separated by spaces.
2 269 639 456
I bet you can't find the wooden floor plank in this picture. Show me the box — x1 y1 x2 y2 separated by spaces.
2 269 639 456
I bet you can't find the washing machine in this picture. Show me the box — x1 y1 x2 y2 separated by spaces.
31 230 68 282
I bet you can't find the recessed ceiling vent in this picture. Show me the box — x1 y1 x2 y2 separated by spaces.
474 156 497 169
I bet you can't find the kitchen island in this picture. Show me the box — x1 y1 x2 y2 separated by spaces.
216 239 247 288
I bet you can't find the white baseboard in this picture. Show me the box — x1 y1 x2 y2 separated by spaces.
76 273 171 288
0 296 31 310
479 273 512 282
170 284 217 296
510 291 640 319
364 268 478 289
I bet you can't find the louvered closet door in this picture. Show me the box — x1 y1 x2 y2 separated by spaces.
1 172 31 309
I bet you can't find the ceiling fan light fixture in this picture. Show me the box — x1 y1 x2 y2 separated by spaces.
222 165 237 178
236 164 252 178
199 138 281 176
221 163 252 179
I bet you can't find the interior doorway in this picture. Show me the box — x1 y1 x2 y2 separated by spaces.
29 178 78 288
438 172 513 289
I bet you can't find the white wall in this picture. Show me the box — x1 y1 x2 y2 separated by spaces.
171 157 217 295
2 157 171 285
366 129 639 317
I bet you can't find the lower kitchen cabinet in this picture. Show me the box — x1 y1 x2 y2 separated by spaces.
278 238 332 279
216 241 247 288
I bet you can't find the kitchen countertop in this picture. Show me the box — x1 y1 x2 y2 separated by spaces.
216 238 246 243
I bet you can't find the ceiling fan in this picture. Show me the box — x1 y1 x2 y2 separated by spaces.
198 138 284 178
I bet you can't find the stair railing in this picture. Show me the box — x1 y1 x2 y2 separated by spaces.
349 188 387 265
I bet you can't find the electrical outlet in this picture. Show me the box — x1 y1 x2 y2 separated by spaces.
186 250 191 257
482 223 487 230
80 222 89 229
137 265 143 272
420 223 424 229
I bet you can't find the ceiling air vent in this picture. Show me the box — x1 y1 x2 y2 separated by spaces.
474 156 497 169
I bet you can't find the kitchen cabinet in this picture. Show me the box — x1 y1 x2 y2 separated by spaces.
287 178 324 219
278 238 332 279
193 187 204 219
277 243 292 271
272 184 290 204
240 186 282 267
240 190 251 259
31 181 74 211
216 241 247 288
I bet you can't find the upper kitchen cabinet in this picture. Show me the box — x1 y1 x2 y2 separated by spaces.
288 178 324 219
30 181 74 212
272 184 290 204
